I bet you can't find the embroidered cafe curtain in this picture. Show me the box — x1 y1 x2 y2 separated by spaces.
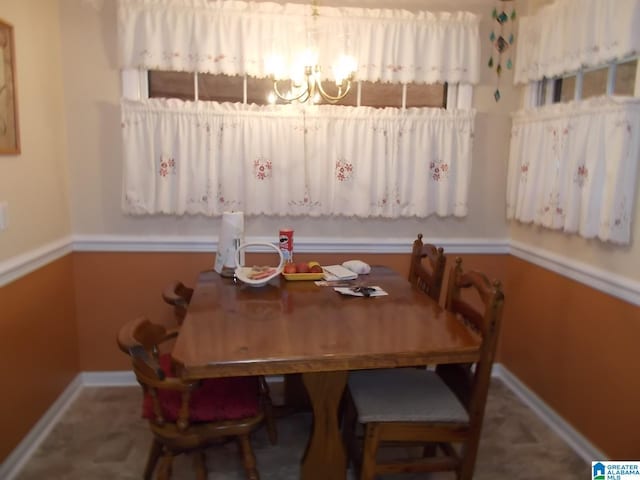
514 0 640 84
506 97 640 244
122 99 475 218
117 0 480 84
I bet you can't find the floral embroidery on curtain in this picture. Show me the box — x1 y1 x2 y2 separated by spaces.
514 0 640 84
118 0 481 84
506 97 640 244
122 99 476 218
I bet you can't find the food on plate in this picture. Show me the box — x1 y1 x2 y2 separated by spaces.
309 264 323 273
282 261 323 278
283 263 297 274
248 265 277 280
295 262 310 273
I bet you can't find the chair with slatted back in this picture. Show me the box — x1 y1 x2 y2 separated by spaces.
117 316 276 480
162 281 194 324
408 233 446 304
343 257 505 480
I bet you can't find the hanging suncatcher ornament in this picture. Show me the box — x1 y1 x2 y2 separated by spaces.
488 0 516 102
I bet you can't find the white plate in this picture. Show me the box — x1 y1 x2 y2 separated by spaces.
235 267 280 287
234 242 284 287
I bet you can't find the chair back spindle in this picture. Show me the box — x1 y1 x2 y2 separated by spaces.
408 233 446 303
162 281 194 324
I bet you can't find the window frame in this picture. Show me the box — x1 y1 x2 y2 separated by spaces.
122 69 474 111
524 57 640 109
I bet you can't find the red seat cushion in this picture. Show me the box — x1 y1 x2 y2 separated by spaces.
142 354 260 422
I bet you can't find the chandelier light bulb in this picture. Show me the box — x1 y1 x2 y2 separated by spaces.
333 54 357 86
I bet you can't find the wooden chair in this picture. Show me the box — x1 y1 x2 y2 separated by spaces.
161 281 278 444
117 316 277 480
161 281 194 324
343 257 505 480
407 233 446 304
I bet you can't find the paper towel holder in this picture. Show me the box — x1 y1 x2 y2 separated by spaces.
219 237 242 278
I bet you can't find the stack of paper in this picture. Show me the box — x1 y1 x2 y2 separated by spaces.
334 286 388 297
323 264 358 281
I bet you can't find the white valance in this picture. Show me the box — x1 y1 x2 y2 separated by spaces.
118 0 480 84
122 99 475 218
514 0 640 84
506 97 640 244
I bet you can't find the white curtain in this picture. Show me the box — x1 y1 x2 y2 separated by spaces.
506 97 640 244
514 0 640 84
122 99 475 218
118 0 480 84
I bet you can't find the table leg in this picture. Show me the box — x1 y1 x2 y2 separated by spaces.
301 371 348 480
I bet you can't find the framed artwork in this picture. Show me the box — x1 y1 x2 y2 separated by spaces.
0 19 19 154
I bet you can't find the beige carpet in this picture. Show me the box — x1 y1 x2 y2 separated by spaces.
15 379 588 479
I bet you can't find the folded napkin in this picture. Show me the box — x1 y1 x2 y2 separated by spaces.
342 260 371 275
324 264 358 281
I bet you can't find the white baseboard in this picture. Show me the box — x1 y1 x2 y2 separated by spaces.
0 374 84 480
492 363 607 463
81 370 137 386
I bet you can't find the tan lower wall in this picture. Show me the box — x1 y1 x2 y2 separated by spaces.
0 255 79 462
502 256 640 459
72 252 213 371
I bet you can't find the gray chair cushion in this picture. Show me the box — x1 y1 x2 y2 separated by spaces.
348 368 469 424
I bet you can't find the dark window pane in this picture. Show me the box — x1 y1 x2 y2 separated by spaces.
553 75 576 103
149 70 195 100
198 73 242 103
361 81 403 108
246 77 274 105
406 83 446 108
615 59 637 96
582 67 608 99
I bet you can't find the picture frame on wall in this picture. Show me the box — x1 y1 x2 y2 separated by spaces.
0 18 19 155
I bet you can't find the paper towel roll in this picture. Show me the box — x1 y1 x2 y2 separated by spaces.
214 211 245 273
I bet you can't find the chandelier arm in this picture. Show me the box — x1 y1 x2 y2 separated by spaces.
315 78 353 103
272 77 311 103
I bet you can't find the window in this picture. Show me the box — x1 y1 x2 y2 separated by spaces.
119 0 479 219
148 71 447 109
534 58 639 106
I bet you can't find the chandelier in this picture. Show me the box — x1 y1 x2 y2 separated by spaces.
265 1 357 105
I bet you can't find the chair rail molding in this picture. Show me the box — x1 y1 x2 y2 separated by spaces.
72 234 510 254
0 236 73 287
510 240 640 307
2 234 639 307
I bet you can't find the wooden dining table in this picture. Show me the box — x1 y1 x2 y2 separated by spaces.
172 266 480 480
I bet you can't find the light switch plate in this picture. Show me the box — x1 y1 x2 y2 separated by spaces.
0 202 8 231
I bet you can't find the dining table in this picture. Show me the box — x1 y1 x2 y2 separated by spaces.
172 266 481 480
